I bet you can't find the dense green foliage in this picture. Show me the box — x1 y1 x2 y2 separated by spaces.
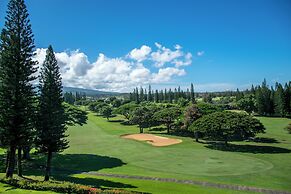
236 94 256 114
154 107 181 134
102 106 113 120
0 0 37 178
129 106 152 133
236 80 291 117
115 103 138 120
64 103 88 126
196 103 222 115
189 112 265 144
183 104 202 129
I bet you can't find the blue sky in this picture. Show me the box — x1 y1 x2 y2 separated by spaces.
0 0 290 92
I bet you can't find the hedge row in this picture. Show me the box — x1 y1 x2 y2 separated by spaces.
0 178 141 194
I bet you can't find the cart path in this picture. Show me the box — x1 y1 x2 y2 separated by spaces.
82 171 291 194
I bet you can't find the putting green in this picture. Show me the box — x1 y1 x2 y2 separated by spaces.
130 148 273 176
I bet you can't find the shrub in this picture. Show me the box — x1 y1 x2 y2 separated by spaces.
0 178 140 194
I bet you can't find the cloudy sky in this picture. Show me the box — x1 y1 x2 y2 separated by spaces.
0 0 290 92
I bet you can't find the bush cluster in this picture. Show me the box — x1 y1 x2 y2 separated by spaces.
0 178 139 194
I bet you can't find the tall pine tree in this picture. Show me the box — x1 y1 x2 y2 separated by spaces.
274 83 287 117
0 0 37 178
36 45 69 181
190 83 195 103
148 85 152 101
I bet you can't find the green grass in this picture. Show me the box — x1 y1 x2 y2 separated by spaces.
1 113 291 193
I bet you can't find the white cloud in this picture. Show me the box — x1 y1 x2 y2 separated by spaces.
128 45 151 62
152 67 186 83
33 43 192 92
151 43 183 67
197 51 204 56
173 52 192 67
154 42 162 49
175 44 182 50
150 43 192 67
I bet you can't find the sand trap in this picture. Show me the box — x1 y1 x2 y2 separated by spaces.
121 133 182 147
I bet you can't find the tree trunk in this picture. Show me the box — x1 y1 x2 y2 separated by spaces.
5 150 10 170
44 151 52 181
23 146 31 160
17 147 22 177
224 140 228 146
167 123 170 134
6 146 16 178
139 126 143 133
194 132 199 142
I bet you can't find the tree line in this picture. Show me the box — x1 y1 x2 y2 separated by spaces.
236 79 291 117
129 83 195 104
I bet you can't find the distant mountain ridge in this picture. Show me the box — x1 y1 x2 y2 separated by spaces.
62 86 118 96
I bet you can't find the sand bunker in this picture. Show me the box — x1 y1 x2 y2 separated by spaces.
121 133 182 147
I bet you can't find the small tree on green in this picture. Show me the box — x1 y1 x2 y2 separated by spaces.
36 45 69 181
101 106 113 121
189 111 265 145
154 107 181 134
129 106 151 133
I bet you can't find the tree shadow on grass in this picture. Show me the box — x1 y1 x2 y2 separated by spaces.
32 154 127 174
1 153 127 175
108 119 125 123
205 143 291 154
148 127 166 132
0 154 139 190
54 176 137 189
251 137 279 143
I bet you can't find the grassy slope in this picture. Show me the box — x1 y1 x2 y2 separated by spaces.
0 114 290 193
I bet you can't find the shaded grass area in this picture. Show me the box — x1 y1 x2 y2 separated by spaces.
205 142 291 154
